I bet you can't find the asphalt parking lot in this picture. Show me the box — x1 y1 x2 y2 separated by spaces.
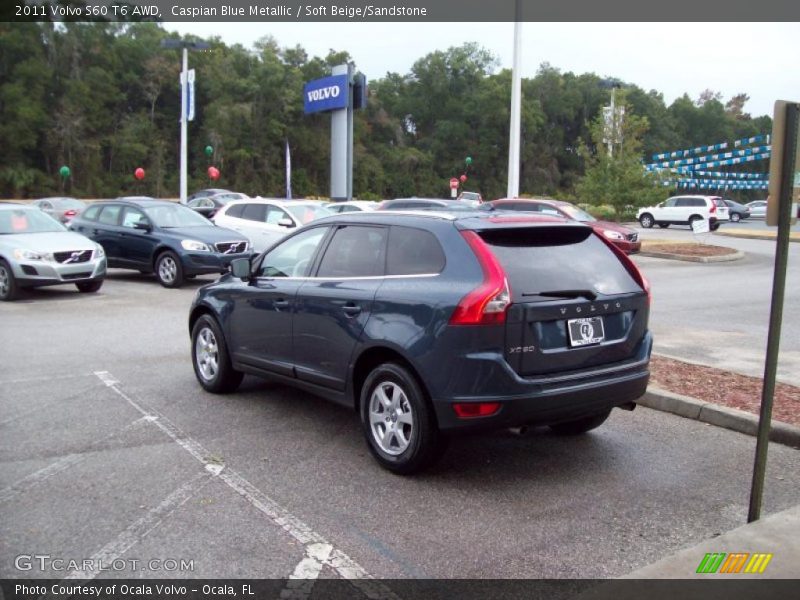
2 262 800 584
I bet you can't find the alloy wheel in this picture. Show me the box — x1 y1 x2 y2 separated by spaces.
369 381 414 456
158 256 177 284
195 326 219 382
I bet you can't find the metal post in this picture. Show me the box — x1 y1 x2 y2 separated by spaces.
180 47 188 204
330 64 350 201
346 63 354 200
506 0 522 199
747 103 798 522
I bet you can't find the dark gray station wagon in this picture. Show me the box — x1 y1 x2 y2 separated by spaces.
189 210 652 473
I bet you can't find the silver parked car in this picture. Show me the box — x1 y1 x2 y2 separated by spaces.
745 200 767 218
0 204 106 301
31 197 86 224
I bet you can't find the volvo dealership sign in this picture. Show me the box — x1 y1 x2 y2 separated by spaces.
303 75 349 114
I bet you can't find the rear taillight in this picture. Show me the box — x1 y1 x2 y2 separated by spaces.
453 402 501 419
449 230 511 326
595 232 651 306
64 210 77 217
709 203 717 214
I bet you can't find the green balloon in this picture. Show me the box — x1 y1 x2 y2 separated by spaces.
465 156 473 165
59 166 71 178
204 145 213 157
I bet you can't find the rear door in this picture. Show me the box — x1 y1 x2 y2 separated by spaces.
477 226 649 376
293 225 388 391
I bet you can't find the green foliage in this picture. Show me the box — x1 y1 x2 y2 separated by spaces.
0 23 772 201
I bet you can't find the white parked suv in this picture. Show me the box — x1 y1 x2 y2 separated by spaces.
212 198 333 252
637 195 729 230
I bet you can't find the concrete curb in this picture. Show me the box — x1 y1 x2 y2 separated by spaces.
637 249 744 263
639 387 800 448
716 230 800 243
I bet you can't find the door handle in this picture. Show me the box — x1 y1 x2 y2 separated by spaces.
342 304 362 317
274 299 291 309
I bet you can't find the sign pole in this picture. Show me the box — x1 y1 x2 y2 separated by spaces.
180 47 188 204
748 101 799 522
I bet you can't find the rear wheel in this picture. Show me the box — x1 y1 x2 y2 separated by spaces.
730 213 741 223
191 315 243 393
639 213 654 228
549 409 612 435
75 279 103 293
361 363 447 474
0 259 19 301
155 251 184 288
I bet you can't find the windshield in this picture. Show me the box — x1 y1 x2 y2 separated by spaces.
558 205 596 222
285 204 333 224
144 204 211 228
0 208 66 234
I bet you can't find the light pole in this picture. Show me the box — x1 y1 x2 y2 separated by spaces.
506 0 522 199
161 39 209 203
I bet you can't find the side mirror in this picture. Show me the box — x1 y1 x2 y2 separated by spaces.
134 221 152 231
278 217 295 228
230 257 251 280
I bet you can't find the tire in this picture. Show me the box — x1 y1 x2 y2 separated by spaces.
710 222 720 231
730 213 741 223
657 223 669 229
638 213 654 228
155 251 184 288
0 259 19 301
688 215 702 229
549 409 612 435
75 279 103 293
191 314 243 393
360 362 447 475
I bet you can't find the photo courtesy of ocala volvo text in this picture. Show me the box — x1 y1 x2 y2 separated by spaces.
188 208 652 474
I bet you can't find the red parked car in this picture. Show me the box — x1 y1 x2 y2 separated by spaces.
489 198 641 254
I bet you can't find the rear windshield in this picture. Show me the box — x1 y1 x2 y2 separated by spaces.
479 227 642 302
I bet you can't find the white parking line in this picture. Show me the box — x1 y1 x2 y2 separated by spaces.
64 470 213 580
93 371 400 599
0 416 150 503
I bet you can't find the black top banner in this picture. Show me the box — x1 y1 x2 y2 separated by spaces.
3 0 800 22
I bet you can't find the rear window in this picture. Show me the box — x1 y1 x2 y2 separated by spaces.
479 227 642 302
82 205 101 221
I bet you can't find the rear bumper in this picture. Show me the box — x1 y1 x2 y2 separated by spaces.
431 331 652 432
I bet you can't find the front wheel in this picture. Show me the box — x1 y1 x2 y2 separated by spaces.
191 315 243 393
155 251 184 288
638 214 654 228
549 409 612 435
361 363 446 475
0 259 19 301
76 279 103 293
730 213 741 223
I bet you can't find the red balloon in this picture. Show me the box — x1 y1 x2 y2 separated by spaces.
207 166 220 180
460 174 467 183
134 167 145 180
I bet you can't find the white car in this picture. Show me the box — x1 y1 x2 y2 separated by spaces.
637 195 729 230
212 198 333 252
745 200 767 218
325 201 380 214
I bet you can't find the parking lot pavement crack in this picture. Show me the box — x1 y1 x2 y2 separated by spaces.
93 371 401 598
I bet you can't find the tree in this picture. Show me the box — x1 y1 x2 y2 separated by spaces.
576 91 665 219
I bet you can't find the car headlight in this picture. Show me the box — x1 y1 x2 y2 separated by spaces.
181 240 212 252
94 244 105 258
13 249 52 261
603 230 625 241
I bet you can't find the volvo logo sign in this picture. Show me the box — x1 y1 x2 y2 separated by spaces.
303 74 349 114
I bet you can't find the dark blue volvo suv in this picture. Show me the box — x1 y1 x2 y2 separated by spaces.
188 210 652 473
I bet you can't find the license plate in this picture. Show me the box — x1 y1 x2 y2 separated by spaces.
567 316 605 347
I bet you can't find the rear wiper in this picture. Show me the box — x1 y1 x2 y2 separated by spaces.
522 289 598 300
